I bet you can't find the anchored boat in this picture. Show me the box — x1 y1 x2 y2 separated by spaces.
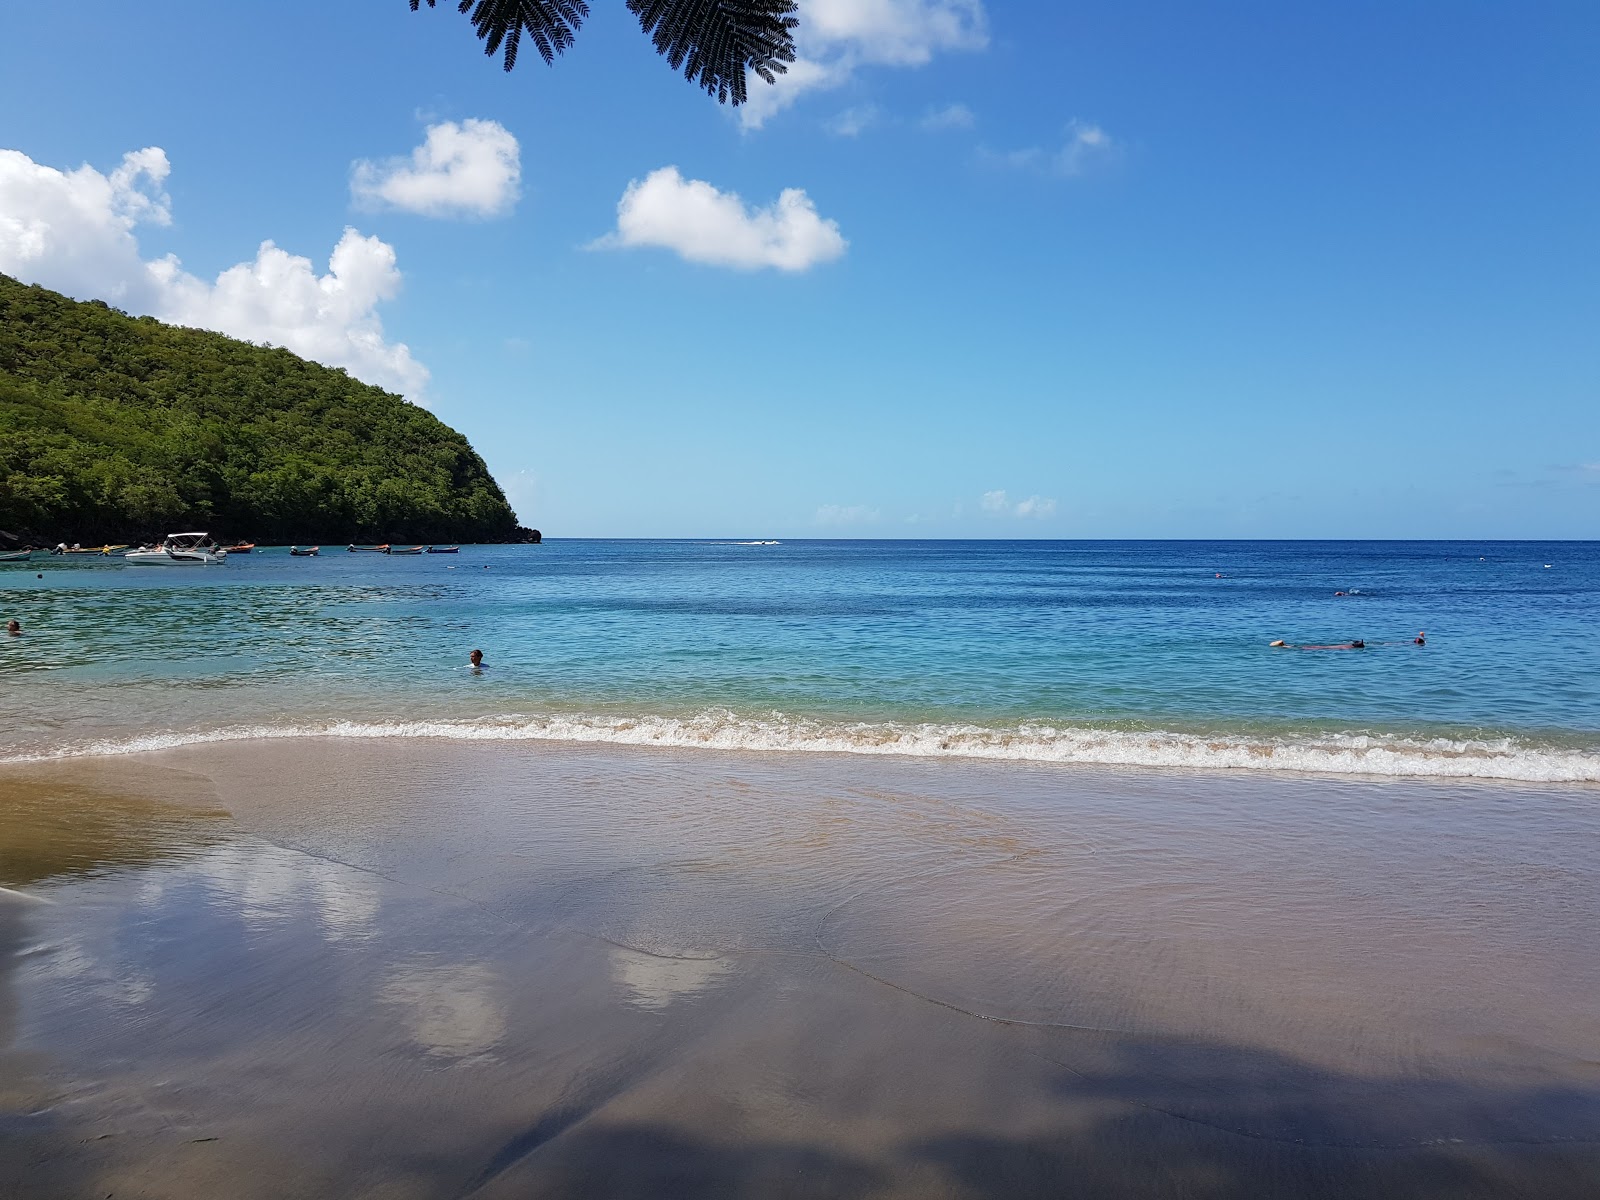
387 545 424 556
349 544 389 553
124 533 229 566
51 544 128 556
290 546 320 557
426 545 460 554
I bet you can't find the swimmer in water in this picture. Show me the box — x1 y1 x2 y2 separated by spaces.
468 648 486 672
1414 631 1426 645
5 619 19 636
1271 638 1365 650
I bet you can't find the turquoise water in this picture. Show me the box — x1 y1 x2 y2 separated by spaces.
2 540 1597 780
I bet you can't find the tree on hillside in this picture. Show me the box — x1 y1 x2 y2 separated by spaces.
413 0 799 106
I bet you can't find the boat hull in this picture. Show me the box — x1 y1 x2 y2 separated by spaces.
124 553 226 565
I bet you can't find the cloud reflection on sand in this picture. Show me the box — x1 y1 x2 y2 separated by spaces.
379 962 506 1060
608 945 733 1012
193 844 381 943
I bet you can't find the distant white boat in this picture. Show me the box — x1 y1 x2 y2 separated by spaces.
124 532 229 566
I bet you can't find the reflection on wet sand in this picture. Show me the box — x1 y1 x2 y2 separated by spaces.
609 945 733 1012
381 961 507 1060
0 742 1597 1199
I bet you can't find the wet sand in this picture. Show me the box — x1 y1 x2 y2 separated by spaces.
1 741 1597 1198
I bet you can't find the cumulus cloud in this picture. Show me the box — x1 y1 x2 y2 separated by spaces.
988 120 1118 177
741 0 989 129
921 102 976 131
594 166 846 272
981 490 1057 519
815 503 880 526
0 146 427 398
350 118 520 219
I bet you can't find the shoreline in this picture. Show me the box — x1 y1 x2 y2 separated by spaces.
3 713 1597 785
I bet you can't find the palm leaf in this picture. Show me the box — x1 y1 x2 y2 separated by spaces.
412 0 590 71
627 0 797 105
411 0 797 102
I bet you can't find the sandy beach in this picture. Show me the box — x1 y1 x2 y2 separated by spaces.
2 741 1597 1198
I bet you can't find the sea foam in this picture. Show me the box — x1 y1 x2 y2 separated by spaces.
4 711 1597 783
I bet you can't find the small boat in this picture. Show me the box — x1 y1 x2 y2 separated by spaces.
348 544 390 553
290 546 320 557
387 545 424 556
0 549 32 563
224 543 255 554
124 532 228 566
426 545 459 554
51 544 129 556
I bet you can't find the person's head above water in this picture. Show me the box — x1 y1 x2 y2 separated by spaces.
1415 631 1426 645
469 649 483 667
5 619 19 636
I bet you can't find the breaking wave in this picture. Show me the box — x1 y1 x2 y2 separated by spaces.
4 710 1598 783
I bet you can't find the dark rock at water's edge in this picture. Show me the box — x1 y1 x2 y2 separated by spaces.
0 273 531 545
516 527 542 544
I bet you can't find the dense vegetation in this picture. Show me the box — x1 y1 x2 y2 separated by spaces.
0 274 523 546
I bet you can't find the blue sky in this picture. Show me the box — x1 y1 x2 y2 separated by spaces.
2 1 1596 538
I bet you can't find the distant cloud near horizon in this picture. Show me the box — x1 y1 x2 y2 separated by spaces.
594 167 846 272
0 145 428 398
981 490 1057 519
350 119 520 219
815 503 881 526
741 0 988 129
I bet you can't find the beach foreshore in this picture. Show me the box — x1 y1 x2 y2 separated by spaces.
2 739 1596 1198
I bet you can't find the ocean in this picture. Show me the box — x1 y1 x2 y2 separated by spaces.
2 539 1597 781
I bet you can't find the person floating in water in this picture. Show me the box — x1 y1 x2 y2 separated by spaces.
1271 639 1365 650
468 648 486 672
5 619 19 637
1414 631 1426 645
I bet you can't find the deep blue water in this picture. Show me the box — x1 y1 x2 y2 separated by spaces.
2 540 1597 779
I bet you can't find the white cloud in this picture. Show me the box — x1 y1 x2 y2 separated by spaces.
150 230 427 398
741 0 988 129
921 102 976 131
815 503 880 526
595 166 846 272
981 490 1057 519
350 118 520 219
988 120 1118 177
0 146 427 399
826 105 882 137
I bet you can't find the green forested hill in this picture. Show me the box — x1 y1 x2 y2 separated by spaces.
0 274 523 545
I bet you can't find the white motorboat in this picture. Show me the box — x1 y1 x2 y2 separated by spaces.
124 532 230 566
